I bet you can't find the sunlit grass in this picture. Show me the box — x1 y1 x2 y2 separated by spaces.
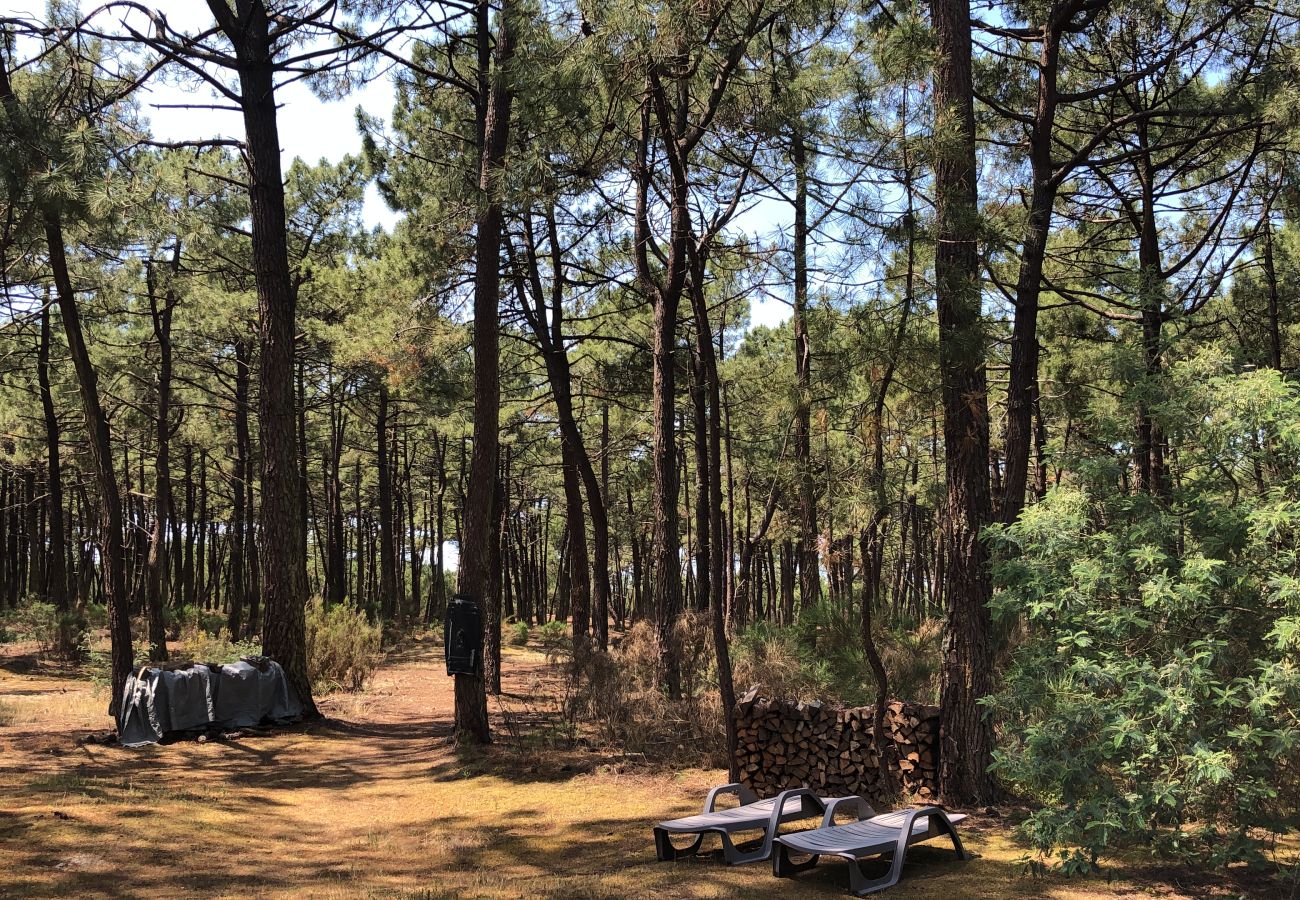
0 638 1292 899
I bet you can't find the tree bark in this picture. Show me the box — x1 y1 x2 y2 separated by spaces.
455 0 516 745
791 127 821 610
999 6 1069 524
144 256 176 661
688 249 739 780
37 305 71 645
930 0 997 806
1262 219 1283 370
208 0 317 716
376 379 399 620
229 340 251 637
45 214 133 716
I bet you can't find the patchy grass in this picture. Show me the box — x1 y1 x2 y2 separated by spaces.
0 634 1293 899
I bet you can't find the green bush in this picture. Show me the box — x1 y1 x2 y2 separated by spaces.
174 623 260 664
537 619 568 650
83 602 108 629
0 601 83 657
167 604 228 638
565 611 727 763
987 366 1300 874
506 620 530 646
731 603 941 707
305 600 382 693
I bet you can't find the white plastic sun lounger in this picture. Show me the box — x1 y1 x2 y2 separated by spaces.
773 805 968 895
654 784 865 865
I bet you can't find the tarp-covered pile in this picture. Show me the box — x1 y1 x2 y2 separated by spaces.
117 657 302 747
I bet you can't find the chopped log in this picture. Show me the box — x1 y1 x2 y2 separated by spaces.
733 694 940 804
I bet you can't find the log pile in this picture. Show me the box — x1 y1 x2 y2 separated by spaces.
733 689 940 804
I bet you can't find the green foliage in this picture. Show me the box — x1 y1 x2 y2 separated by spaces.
732 603 942 706
564 613 726 764
988 368 1300 874
0 601 57 651
175 624 260 666
83 603 108 630
506 620 530 647
0 600 85 659
536 619 568 650
305 601 383 693
166 605 229 639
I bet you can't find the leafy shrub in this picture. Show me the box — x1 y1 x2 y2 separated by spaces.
167 604 227 639
174 624 260 665
0 601 83 658
83 602 108 629
877 619 943 704
560 604 944 766
3 601 59 652
537 619 568 650
988 367 1300 874
565 611 727 764
506 620 530 646
731 604 942 707
305 600 382 693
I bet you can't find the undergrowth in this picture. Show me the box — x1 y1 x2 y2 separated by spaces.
556 605 943 766
0 599 86 660
305 599 382 692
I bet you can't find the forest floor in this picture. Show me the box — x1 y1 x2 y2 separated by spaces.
0 634 1294 899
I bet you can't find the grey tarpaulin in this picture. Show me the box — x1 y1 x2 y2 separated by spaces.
117 657 302 747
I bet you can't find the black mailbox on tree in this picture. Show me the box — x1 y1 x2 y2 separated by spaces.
444 593 483 676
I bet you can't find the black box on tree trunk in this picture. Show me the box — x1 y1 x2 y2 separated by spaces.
444 593 483 676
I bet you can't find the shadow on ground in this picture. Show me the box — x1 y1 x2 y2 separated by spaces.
1 636 1290 899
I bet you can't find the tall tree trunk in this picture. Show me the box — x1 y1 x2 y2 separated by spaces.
859 526 898 794
1000 10 1066 524
428 433 448 623
229 340 251 638
931 0 997 805
1134 150 1170 498
691 349 711 613
376 379 399 620
455 0 516 744
183 445 195 608
791 127 821 609
1262 218 1283 370
0 472 9 609
406 435 422 622
323 376 346 606
514 206 611 651
197 452 208 608
689 251 739 780
45 215 133 716
354 457 365 609
559 440 591 645
638 86 691 699
24 469 39 600
597 404 611 643
37 305 71 646
211 0 317 716
144 256 176 661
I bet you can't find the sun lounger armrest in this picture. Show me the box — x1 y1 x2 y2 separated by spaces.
703 782 760 813
820 795 875 828
753 788 825 860
898 806 966 853
903 806 958 829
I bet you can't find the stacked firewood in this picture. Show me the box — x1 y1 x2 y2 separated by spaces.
733 689 940 804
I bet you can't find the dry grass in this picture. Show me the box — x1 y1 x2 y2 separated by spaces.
0 633 1292 899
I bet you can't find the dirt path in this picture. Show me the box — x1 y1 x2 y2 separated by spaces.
0 636 1281 899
